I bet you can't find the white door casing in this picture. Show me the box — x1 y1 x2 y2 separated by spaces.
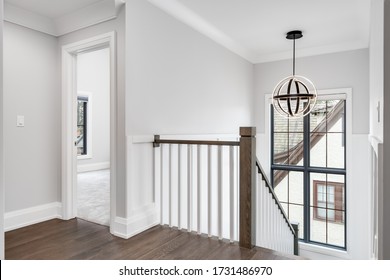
61 32 117 230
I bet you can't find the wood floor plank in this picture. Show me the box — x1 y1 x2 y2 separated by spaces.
172 234 226 260
206 244 256 260
136 231 196 260
5 219 304 260
93 228 181 260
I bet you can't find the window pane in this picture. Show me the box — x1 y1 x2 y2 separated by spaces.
327 174 345 211
327 210 345 247
77 101 85 126
310 206 326 243
289 117 303 133
289 171 303 205
273 170 303 205
327 133 345 169
280 202 288 217
274 110 288 132
274 170 288 202
77 126 85 155
310 100 327 132
310 133 326 167
326 100 344 133
311 100 344 133
273 133 288 164
311 174 345 209
289 204 304 239
288 133 303 166
310 173 327 206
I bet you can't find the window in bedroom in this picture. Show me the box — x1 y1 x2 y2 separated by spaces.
77 96 88 156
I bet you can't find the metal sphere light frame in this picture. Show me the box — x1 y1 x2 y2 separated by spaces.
272 30 317 118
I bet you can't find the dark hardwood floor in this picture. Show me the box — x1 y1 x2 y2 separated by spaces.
5 218 304 260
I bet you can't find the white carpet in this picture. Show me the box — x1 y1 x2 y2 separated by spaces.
77 169 110 226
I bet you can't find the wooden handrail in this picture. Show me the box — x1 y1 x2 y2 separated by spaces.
153 137 239 147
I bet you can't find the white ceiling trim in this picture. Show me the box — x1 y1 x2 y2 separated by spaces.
255 39 369 63
5 2 57 36
54 0 116 36
4 0 125 37
147 0 256 63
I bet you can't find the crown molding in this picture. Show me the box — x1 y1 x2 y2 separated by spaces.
4 2 57 36
4 0 125 37
254 40 369 64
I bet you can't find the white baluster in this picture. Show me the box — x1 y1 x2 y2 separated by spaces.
236 145 239 242
262 182 266 248
258 175 263 247
160 144 164 225
229 146 234 243
169 144 172 227
218 145 223 240
178 144 181 230
187 145 192 232
197 145 201 235
208 145 212 237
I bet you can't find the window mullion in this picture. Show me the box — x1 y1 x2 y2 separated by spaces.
303 111 311 243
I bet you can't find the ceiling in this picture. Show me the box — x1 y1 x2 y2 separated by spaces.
148 0 371 63
5 0 371 63
5 0 104 19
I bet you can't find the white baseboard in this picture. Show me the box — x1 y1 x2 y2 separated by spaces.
5 202 62 232
77 161 110 173
110 205 159 239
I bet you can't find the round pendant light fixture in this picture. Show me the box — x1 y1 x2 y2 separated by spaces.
272 30 317 118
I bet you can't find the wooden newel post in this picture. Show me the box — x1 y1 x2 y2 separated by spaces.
239 127 256 249
153 135 160 148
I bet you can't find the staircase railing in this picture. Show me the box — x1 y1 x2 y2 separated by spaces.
153 127 298 255
153 135 240 242
256 159 299 255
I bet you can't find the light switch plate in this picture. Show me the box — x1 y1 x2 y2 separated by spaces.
17 115 25 127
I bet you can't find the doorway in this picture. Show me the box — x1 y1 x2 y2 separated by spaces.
61 32 116 230
76 48 110 226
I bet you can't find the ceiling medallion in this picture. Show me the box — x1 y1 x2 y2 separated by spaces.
272 30 317 118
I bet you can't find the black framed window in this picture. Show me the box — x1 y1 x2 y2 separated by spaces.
77 96 88 156
271 98 346 249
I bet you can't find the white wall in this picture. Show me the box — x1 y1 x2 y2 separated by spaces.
126 0 254 136
3 22 60 213
254 50 371 259
77 48 110 171
368 0 385 260
123 0 254 238
58 6 126 218
255 49 369 134
0 0 4 260
369 0 384 142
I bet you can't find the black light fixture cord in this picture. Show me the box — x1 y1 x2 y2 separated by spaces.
293 36 296 76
